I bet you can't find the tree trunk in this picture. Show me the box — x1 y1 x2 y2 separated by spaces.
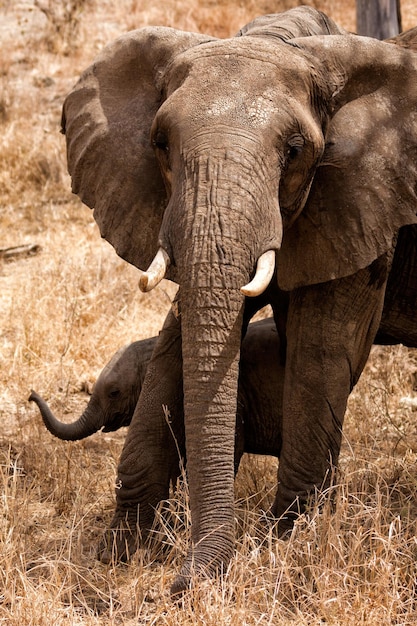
356 0 401 39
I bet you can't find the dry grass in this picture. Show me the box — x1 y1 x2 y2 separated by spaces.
1 1 417 623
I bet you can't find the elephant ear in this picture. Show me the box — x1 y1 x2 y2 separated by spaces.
385 25 417 50
62 27 214 273
236 6 345 40
278 34 417 290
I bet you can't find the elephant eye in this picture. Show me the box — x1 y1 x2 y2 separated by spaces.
286 134 304 162
152 130 169 153
108 389 121 399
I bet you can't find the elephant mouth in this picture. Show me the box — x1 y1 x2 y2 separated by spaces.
280 175 316 229
102 413 131 432
139 247 277 297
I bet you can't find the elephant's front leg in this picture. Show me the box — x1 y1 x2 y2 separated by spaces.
98 307 184 563
273 255 390 530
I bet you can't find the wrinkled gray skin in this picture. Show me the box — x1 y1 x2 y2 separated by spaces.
29 337 155 440
61 4 417 595
29 317 283 468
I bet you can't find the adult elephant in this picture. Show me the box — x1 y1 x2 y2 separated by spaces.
61 6 417 594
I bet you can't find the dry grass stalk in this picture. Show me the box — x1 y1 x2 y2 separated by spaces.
1 1 417 623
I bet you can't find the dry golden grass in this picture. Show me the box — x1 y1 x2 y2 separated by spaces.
1 1 417 623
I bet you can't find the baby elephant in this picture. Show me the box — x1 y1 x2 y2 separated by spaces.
29 318 284 468
29 337 155 440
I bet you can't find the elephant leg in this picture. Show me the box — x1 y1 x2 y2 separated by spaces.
98 305 184 563
272 254 390 531
377 225 417 347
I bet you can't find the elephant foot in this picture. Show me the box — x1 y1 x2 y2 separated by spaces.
170 561 207 599
170 539 234 598
170 572 192 599
276 512 297 538
271 485 338 537
97 512 142 564
270 496 304 538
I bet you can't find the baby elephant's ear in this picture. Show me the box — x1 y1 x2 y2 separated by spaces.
62 27 213 272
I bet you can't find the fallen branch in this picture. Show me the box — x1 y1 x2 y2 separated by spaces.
0 244 42 261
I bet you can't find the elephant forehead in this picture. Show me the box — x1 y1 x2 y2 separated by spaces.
167 67 307 131
174 35 310 68
246 93 279 125
164 41 315 131
198 90 279 127
167 37 313 97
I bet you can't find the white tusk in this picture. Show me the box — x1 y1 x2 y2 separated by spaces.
139 247 170 293
240 250 276 297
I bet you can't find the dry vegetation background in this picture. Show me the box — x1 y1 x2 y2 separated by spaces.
1 0 417 623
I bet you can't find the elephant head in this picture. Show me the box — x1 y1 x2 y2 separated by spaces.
61 7 417 593
29 337 155 439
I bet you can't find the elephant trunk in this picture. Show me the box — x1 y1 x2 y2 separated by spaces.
175 280 244 590
29 390 103 441
168 144 281 593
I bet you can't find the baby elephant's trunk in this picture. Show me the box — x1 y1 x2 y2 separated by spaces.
29 390 101 441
